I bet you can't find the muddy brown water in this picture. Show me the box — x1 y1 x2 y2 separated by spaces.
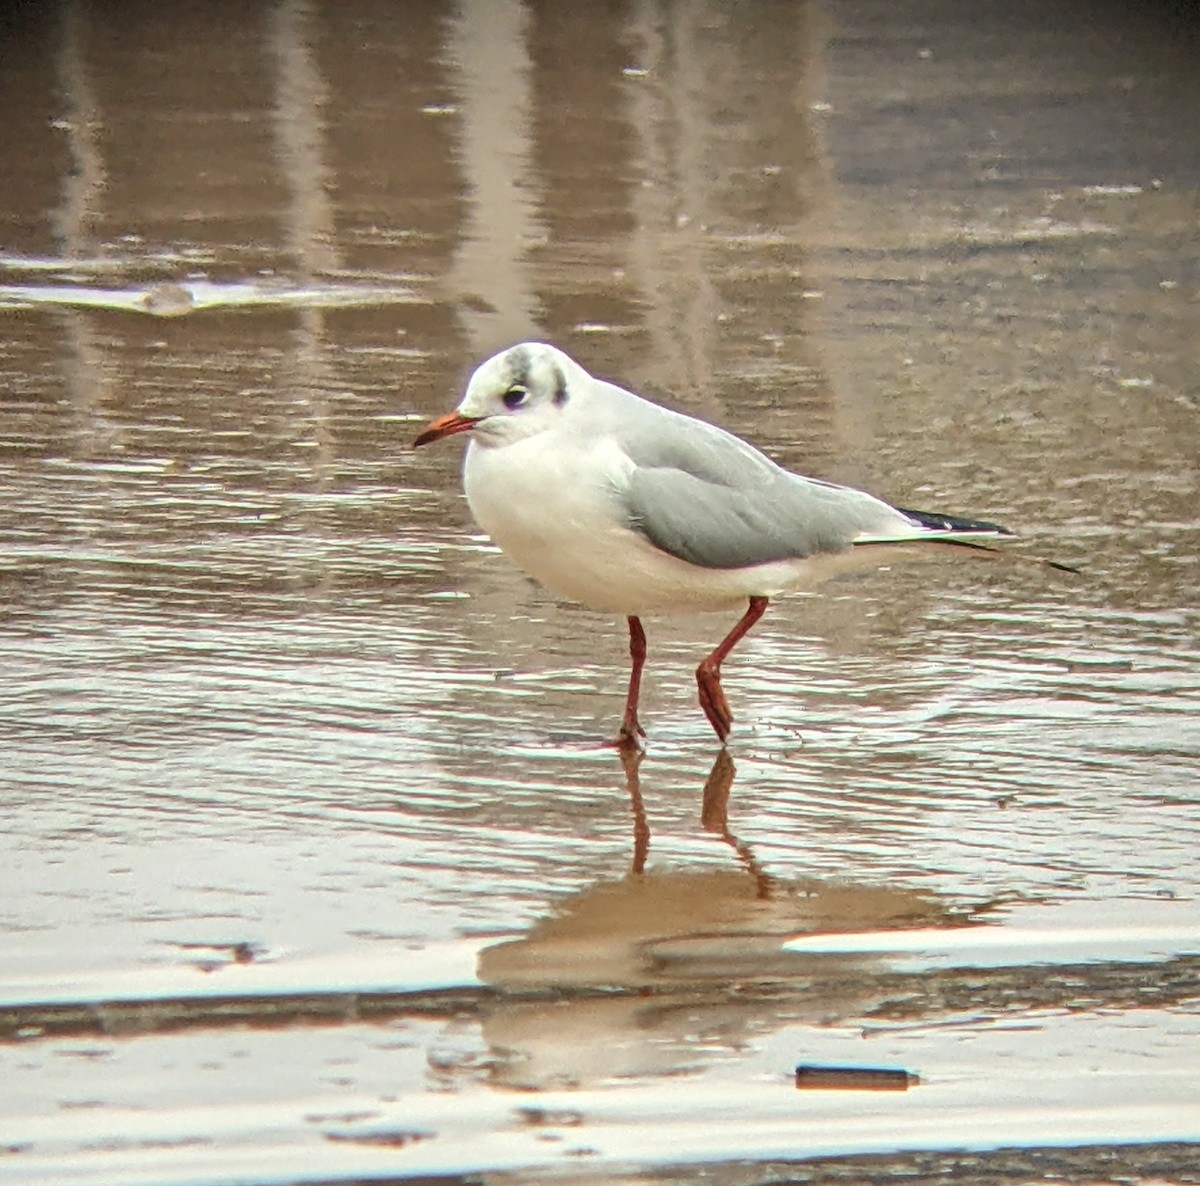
1 2 1198 1184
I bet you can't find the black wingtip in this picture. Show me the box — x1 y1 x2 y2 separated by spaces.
896 506 1015 536
897 506 1082 573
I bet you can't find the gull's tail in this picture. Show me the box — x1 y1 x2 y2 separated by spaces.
862 505 1080 575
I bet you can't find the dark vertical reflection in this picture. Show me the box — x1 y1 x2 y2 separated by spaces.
308 0 468 388
268 0 338 580
53 0 105 263
445 0 543 355
619 0 838 475
310 5 464 270
78 0 282 267
525 0 645 355
53 0 116 514
0 4 68 254
269 0 339 278
510 1 842 478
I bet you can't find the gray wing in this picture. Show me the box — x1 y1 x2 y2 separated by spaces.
617 403 912 570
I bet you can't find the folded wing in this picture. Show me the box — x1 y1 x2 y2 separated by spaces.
620 410 1010 571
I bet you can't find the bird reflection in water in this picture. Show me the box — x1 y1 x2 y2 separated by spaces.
584 748 962 989
618 745 772 900
477 751 980 1089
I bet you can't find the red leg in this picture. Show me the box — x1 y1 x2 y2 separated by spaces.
696 596 769 744
607 615 648 748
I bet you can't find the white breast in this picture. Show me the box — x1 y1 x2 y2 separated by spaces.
462 435 814 615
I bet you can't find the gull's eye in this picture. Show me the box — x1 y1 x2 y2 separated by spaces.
502 385 528 410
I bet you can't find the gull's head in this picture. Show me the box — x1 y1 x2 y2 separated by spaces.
414 343 582 450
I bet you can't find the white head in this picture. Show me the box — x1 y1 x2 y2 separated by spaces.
414 343 584 450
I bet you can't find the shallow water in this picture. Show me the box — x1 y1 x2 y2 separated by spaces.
2 2 1199 1184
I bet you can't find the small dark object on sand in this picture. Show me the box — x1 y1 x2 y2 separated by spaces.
795 1064 919 1091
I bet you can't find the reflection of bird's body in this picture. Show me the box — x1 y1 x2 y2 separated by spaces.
415 343 1016 746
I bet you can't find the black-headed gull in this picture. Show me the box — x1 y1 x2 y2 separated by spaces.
415 343 1019 747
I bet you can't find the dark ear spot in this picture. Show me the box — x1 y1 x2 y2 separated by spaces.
506 345 531 389
552 364 569 406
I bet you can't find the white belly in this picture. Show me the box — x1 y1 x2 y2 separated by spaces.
462 436 814 615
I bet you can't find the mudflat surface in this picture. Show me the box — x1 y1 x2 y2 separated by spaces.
1 2 1197 1184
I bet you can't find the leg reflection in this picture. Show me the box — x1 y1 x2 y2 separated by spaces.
700 750 774 899
615 747 772 896
617 743 650 875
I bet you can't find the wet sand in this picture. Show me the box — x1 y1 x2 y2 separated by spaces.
1 2 1198 1183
